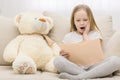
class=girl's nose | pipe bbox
[80,21,84,25]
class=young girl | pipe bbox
[54,4,120,80]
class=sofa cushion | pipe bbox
[1,66,120,80]
[94,15,115,50]
[88,76,120,80]
[0,66,41,80]
[105,31,120,56]
[43,11,70,43]
[0,16,19,65]
[0,66,67,80]
[40,72,68,80]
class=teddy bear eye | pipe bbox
[34,18,37,20]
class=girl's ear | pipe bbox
[14,13,22,27]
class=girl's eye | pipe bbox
[83,19,88,21]
[76,20,80,22]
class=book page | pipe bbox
[59,39,105,66]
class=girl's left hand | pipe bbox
[83,24,90,40]
[83,23,90,36]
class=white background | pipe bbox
[0,0,120,30]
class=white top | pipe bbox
[62,31,102,43]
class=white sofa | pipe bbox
[0,11,120,80]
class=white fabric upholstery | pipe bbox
[94,15,115,50]
[0,66,120,80]
[0,16,19,66]
[0,66,67,80]
[0,66,41,80]
[105,31,120,57]
[43,11,70,43]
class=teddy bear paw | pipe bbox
[17,63,35,74]
[12,56,37,74]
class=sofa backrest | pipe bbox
[94,15,115,47]
[0,16,19,65]
[0,12,114,66]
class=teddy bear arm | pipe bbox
[45,57,58,73]
[51,43,61,56]
[3,36,23,63]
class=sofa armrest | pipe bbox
[105,31,120,57]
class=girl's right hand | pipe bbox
[60,50,70,58]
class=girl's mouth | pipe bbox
[80,27,85,29]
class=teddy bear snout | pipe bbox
[39,18,46,22]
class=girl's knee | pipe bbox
[54,56,66,66]
[53,56,69,72]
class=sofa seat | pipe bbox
[88,76,120,80]
[1,66,120,80]
[0,66,68,80]
[0,66,41,80]
[40,72,120,80]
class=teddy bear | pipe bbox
[3,11,61,74]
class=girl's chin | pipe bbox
[77,31,83,34]
[80,32,83,34]
[78,29,84,33]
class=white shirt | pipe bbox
[62,31,102,43]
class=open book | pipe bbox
[59,39,105,66]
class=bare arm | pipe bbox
[83,24,90,41]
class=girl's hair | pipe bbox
[70,4,100,32]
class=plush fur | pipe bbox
[3,11,60,74]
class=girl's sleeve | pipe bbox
[62,34,69,43]
[93,31,103,40]
[62,33,72,43]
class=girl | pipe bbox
[54,4,120,80]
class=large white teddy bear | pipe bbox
[3,11,61,74]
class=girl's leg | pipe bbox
[59,56,120,80]
[54,56,85,75]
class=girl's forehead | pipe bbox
[74,10,88,18]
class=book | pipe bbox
[59,39,105,66]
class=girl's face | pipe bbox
[74,10,90,34]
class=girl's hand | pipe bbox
[83,24,90,40]
[83,24,90,36]
[60,50,70,58]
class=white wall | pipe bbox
[0,0,120,30]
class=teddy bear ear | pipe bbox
[46,17,54,27]
[14,13,22,27]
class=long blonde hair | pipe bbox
[70,4,100,32]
